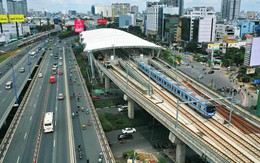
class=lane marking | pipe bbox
[2,98,5,102]
[53,139,55,148]
[55,106,57,112]
[24,133,27,139]
[37,94,39,98]
[34,103,36,108]
[16,156,20,163]
[30,116,32,121]
[55,120,56,126]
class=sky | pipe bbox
[23,0,260,13]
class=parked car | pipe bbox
[59,71,63,75]
[117,133,133,141]
[208,70,215,74]
[122,127,136,134]
[118,105,128,112]
[92,95,100,99]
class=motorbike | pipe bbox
[72,112,75,119]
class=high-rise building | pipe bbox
[0,0,4,14]
[159,0,178,6]
[183,6,216,42]
[91,5,95,15]
[130,5,138,14]
[111,3,130,18]
[221,0,241,21]
[7,0,15,14]
[68,10,77,16]
[7,0,28,16]
[95,6,112,18]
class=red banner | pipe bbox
[97,18,107,25]
[74,19,84,33]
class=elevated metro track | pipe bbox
[94,57,260,163]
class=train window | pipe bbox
[184,95,188,99]
[193,102,197,106]
[177,90,180,94]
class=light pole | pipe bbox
[27,52,31,80]
[11,61,19,106]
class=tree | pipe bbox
[184,41,199,53]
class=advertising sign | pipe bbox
[97,18,107,25]
[249,37,260,67]
[246,68,255,74]
[74,19,84,33]
[0,15,8,23]
[9,14,24,22]
[207,44,220,51]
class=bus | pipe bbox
[43,112,54,133]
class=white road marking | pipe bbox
[55,120,56,126]
[24,133,27,139]
[37,94,39,97]
[55,106,57,111]
[34,104,36,108]
[2,98,5,102]
[16,156,20,163]
[53,139,55,147]
[30,116,32,121]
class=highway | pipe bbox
[0,42,46,129]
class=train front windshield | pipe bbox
[206,105,216,113]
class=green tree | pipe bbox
[184,41,199,53]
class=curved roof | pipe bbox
[80,28,162,52]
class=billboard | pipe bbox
[207,44,220,50]
[9,14,24,22]
[97,18,107,25]
[246,68,255,74]
[0,15,8,23]
[74,19,84,33]
[249,37,260,67]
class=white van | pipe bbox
[5,81,13,90]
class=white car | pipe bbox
[50,53,53,56]
[58,93,64,100]
[59,57,62,60]
[38,72,43,78]
[122,127,136,134]
[118,105,128,112]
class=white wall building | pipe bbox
[95,6,112,18]
[185,6,216,42]
[146,2,167,35]
[215,23,235,40]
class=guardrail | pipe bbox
[72,49,115,162]
[96,60,229,163]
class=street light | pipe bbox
[27,52,31,80]
[10,61,19,106]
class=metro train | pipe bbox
[137,61,216,118]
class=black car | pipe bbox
[208,70,214,74]
[54,56,58,59]
[118,133,133,141]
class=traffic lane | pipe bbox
[106,126,170,157]
[55,64,70,163]
[4,48,53,163]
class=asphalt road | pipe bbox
[0,42,46,129]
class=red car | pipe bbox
[88,120,91,126]
[92,95,100,99]
[59,71,63,75]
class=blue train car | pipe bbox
[137,61,216,117]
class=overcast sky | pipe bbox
[24,0,260,13]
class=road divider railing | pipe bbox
[71,48,115,163]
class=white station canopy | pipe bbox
[80,28,162,52]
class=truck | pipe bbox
[50,76,56,83]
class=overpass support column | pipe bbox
[88,52,95,82]
[105,75,110,90]
[124,95,134,119]
[169,132,186,163]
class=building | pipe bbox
[183,6,216,43]
[68,10,77,16]
[7,0,27,15]
[112,3,130,18]
[91,5,95,15]
[95,6,112,18]
[237,20,255,39]
[215,23,236,40]
[0,0,4,14]
[255,24,260,37]
[145,2,167,35]
[7,0,15,14]
[221,0,241,21]
[159,0,178,6]
[119,14,132,28]
[130,5,138,14]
